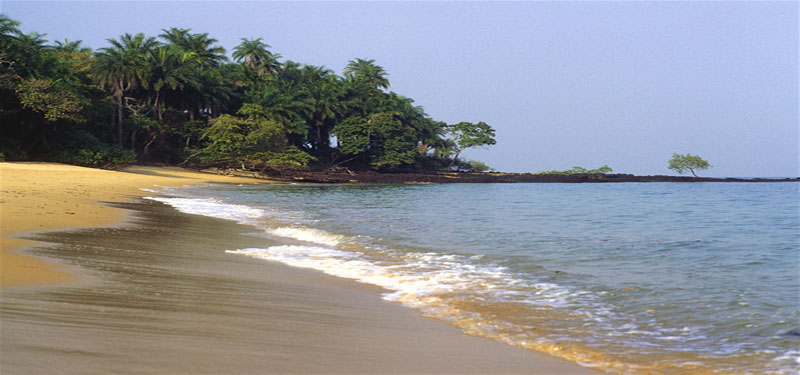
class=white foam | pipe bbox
[224,245,584,320]
[268,227,343,247]
[145,197,266,223]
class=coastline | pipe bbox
[0,162,599,374]
[0,162,272,288]
[228,168,799,184]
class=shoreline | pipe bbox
[219,167,799,184]
[0,162,600,373]
[1,162,273,288]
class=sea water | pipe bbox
[146,182,799,374]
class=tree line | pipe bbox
[0,15,496,172]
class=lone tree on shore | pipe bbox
[445,121,496,169]
[668,153,712,177]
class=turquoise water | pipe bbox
[148,182,799,374]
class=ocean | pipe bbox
[146,181,799,375]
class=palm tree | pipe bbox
[53,38,90,53]
[232,38,280,75]
[343,58,389,90]
[301,65,343,151]
[93,33,153,146]
[160,28,227,67]
[147,45,200,120]
[0,14,21,49]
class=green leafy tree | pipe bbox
[15,78,84,123]
[334,112,418,168]
[465,160,493,172]
[195,112,281,167]
[538,165,613,175]
[445,121,496,168]
[668,153,712,177]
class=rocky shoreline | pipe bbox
[250,169,799,184]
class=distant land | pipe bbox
[205,168,799,184]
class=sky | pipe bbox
[3,1,797,177]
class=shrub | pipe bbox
[51,130,136,168]
[537,165,613,175]
[68,147,136,168]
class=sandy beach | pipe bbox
[0,162,598,374]
[1,162,269,288]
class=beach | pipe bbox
[0,162,268,288]
[0,162,598,374]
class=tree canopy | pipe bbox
[668,153,712,177]
[0,15,495,171]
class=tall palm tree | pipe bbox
[232,38,280,75]
[53,38,90,53]
[343,58,389,90]
[160,28,227,67]
[147,45,199,120]
[93,33,153,146]
[109,32,159,55]
[302,65,343,151]
[0,14,21,49]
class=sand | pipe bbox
[0,162,599,374]
[1,162,269,288]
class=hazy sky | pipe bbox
[3,1,797,177]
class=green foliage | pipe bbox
[537,165,614,175]
[452,160,494,172]
[51,130,135,167]
[335,116,371,156]
[667,153,711,177]
[344,58,390,90]
[192,105,288,168]
[233,38,280,74]
[0,15,492,172]
[68,147,136,168]
[447,121,496,150]
[245,147,316,170]
[335,112,419,168]
[15,77,84,123]
[442,121,496,169]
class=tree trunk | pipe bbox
[447,149,462,169]
[690,168,698,178]
[131,130,138,152]
[155,90,163,121]
[116,93,124,148]
[110,102,117,144]
[143,135,157,158]
[40,130,49,149]
[315,124,322,151]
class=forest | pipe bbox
[0,15,496,173]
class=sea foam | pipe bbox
[145,196,266,223]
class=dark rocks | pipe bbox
[258,171,799,184]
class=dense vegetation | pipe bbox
[0,15,495,172]
[537,165,613,175]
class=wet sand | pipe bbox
[1,162,599,373]
[2,199,599,374]
[1,162,269,288]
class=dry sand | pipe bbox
[0,162,600,374]
[1,162,268,287]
